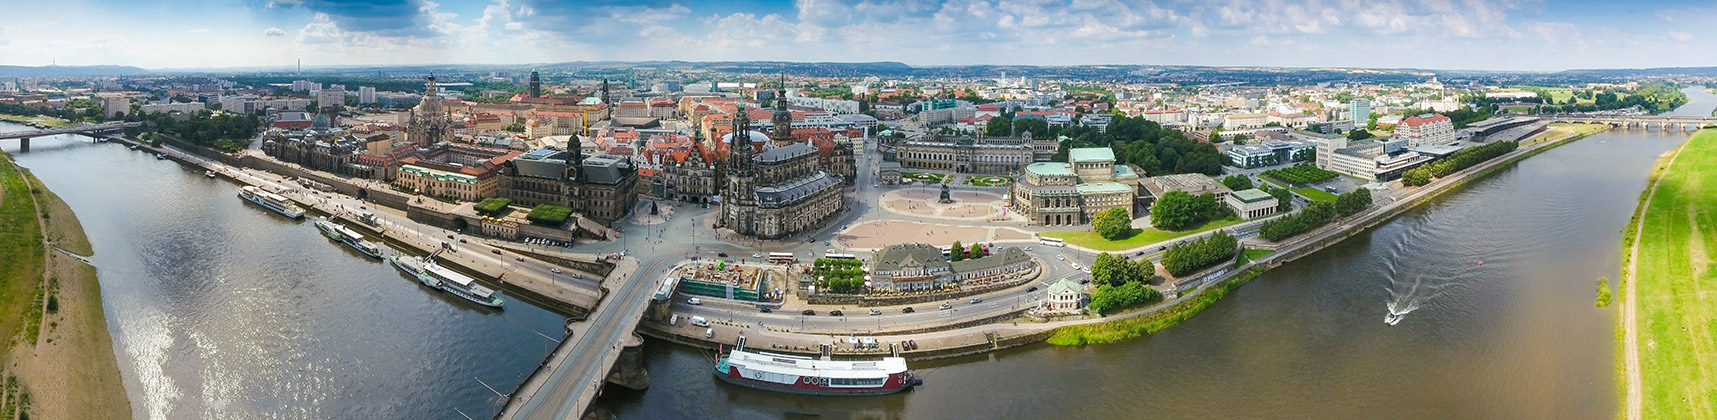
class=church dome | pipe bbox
[722,130,771,145]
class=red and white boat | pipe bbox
[714,340,921,396]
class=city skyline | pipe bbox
[1,0,1714,71]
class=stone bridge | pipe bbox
[0,121,142,151]
[1537,114,1717,131]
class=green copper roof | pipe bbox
[1026,162,1075,177]
[1075,182,1132,194]
[1069,147,1115,163]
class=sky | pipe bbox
[0,0,1712,71]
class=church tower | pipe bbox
[722,103,759,235]
[565,134,584,182]
[528,70,542,98]
[408,74,451,147]
[769,73,794,148]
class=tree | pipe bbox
[1222,175,1254,191]
[1262,185,1293,213]
[1347,129,1373,140]
[1161,231,1239,276]
[1333,188,1373,216]
[969,242,984,260]
[1093,207,1132,240]
[1150,191,1199,231]
[950,241,965,262]
[1401,166,1431,186]
[985,115,1013,137]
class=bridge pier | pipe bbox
[18,137,27,152]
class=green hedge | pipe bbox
[474,198,511,215]
[1162,230,1237,276]
[526,204,572,225]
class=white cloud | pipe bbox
[263,27,286,37]
[1668,30,1693,42]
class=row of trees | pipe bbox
[128,111,262,152]
[1258,189,1372,241]
[1403,141,1520,187]
[1161,231,1239,276]
[814,258,866,294]
[948,241,986,261]
[1149,191,1230,231]
[988,113,1228,176]
[1092,252,1155,287]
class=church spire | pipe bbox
[729,102,753,173]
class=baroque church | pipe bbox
[717,81,848,239]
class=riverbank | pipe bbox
[1619,129,1717,420]
[0,152,131,419]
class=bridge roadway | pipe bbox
[1538,114,1717,129]
[0,121,141,140]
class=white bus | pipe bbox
[825,253,857,260]
[939,246,953,257]
[1039,237,1066,247]
[768,252,795,264]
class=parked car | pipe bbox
[718,252,729,258]
[759,307,772,313]
[802,309,816,316]
[869,309,881,316]
[902,307,915,313]
[460,238,467,243]
[830,310,844,316]
[1027,287,1038,293]
[687,298,702,305]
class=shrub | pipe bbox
[1087,281,1162,315]
[1262,164,1340,185]
[1221,175,1254,191]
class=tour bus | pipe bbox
[1039,237,1066,247]
[825,253,857,260]
[939,246,953,257]
[767,252,795,264]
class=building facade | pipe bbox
[868,244,1035,292]
[1225,188,1278,219]
[720,103,847,239]
[1397,113,1455,148]
[895,133,1036,175]
[406,75,454,146]
[1008,148,1138,226]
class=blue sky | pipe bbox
[0,0,1712,71]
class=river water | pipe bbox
[2,87,1711,420]
[596,87,1717,419]
[1,129,568,419]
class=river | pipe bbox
[594,86,1717,419]
[0,129,569,419]
[2,86,1712,420]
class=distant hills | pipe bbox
[0,65,150,78]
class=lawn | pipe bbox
[1238,248,1275,264]
[0,113,74,128]
[1632,129,1717,419]
[900,171,949,184]
[965,175,1008,187]
[0,154,45,349]
[1042,217,1243,252]
[1294,187,1338,202]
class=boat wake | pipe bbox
[1384,274,1449,326]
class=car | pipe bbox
[902,307,915,313]
[1159,246,1167,251]
[447,234,455,239]
[969,298,983,304]
[824,240,831,246]
[718,252,729,258]
[939,304,952,310]
[1081,267,1092,274]
[705,328,714,338]
[759,307,772,313]
[751,253,762,258]
[802,309,816,316]
[460,238,468,244]
[687,298,702,305]
[491,249,502,255]
[550,268,562,274]
[515,257,524,262]
[869,309,881,316]
[830,310,844,316]
[1027,287,1038,293]
[1056,255,1066,261]
[571,273,583,279]
[1024,246,1033,251]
